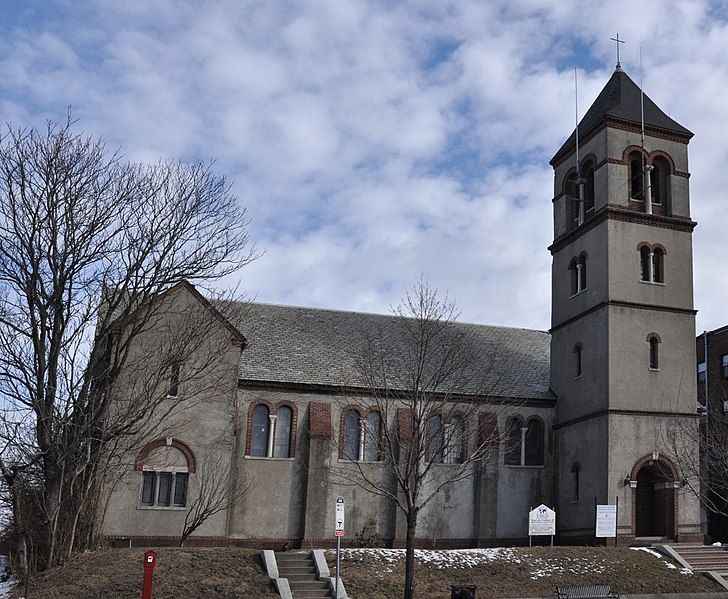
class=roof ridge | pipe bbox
[216,298,550,335]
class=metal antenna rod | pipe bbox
[640,45,652,214]
[574,67,585,225]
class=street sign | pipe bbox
[335,496,345,537]
[595,504,617,538]
[528,504,556,536]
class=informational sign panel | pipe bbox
[528,504,556,536]
[335,496,345,537]
[595,504,617,538]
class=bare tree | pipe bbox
[0,117,256,574]
[332,280,515,599]
[180,449,251,547]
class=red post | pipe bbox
[142,550,158,599]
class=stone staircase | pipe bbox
[665,543,728,576]
[275,551,334,598]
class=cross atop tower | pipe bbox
[610,33,626,71]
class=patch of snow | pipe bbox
[714,542,722,547]
[0,556,17,598]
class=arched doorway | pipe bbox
[634,460,676,539]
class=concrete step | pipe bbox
[278,565,318,573]
[289,580,330,590]
[290,593,333,599]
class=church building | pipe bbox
[101,65,703,548]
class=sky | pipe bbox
[0,0,726,332]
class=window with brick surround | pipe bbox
[651,156,670,207]
[137,442,192,509]
[248,403,296,458]
[343,409,361,461]
[629,151,645,202]
[363,411,382,462]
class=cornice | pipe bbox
[548,206,697,254]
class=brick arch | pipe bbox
[630,452,677,481]
[135,438,196,473]
[652,243,667,255]
[580,153,598,171]
[648,150,676,173]
[646,332,662,343]
[622,145,648,163]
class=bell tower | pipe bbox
[549,66,702,542]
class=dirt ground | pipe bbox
[13,547,276,599]
[325,546,724,598]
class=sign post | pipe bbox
[141,549,158,599]
[528,504,556,547]
[595,503,617,541]
[335,496,345,599]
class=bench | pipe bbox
[556,584,619,599]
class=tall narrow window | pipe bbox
[168,361,181,397]
[698,361,707,384]
[343,410,361,461]
[569,259,579,296]
[157,472,173,507]
[273,406,293,458]
[141,471,157,506]
[651,156,670,207]
[652,248,664,283]
[571,463,581,502]
[427,415,444,463]
[722,355,728,379]
[250,404,270,457]
[565,172,579,231]
[173,472,188,507]
[640,246,651,282]
[629,152,645,201]
[579,254,587,291]
[505,417,523,465]
[583,164,595,216]
[649,336,660,370]
[524,418,544,466]
[363,412,381,462]
[445,417,464,465]
[574,343,583,378]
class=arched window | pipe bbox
[571,462,581,502]
[569,259,579,296]
[652,248,664,283]
[427,415,444,463]
[524,418,544,466]
[137,441,193,509]
[363,411,382,462]
[640,246,651,281]
[444,417,464,464]
[650,156,670,207]
[273,406,293,458]
[573,343,583,378]
[505,417,523,465]
[565,172,580,231]
[629,151,645,201]
[583,162,595,216]
[649,335,660,370]
[343,409,361,461]
[250,404,270,458]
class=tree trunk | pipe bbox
[403,510,417,599]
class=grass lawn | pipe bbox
[326,546,724,598]
[13,547,276,599]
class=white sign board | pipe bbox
[595,504,617,538]
[528,504,556,536]
[335,496,345,537]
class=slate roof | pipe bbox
[552,68,693,164]
[221,301,555,401]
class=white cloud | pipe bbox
[0,0,725,333]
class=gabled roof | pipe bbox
[552,69,693,165]
[222,302,555,401]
